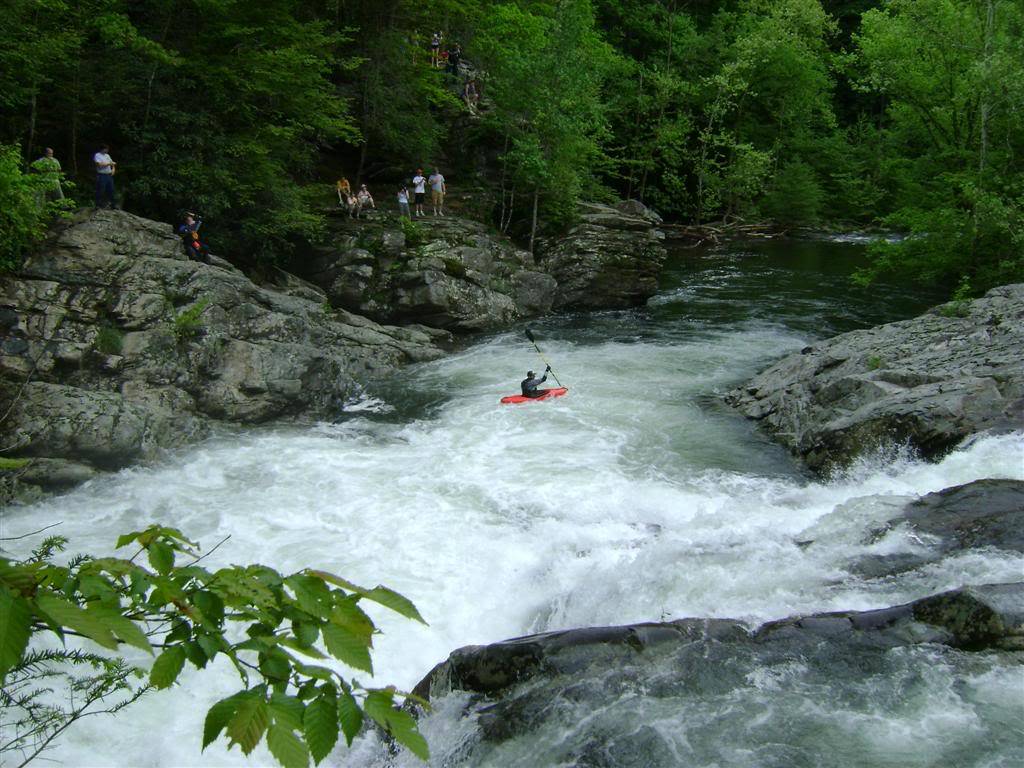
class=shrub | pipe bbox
[94,325,124,355]
[0,143,69,272]
[173,298,210,341]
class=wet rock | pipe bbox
[0,208,448,488]
[727,284,1024,473]
[411,585,1023,765]
[848,480,1024,578]
[536,201,667,310]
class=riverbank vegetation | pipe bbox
[0,0,1021,288]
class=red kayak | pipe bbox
[500,387,569,405]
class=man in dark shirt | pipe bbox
[521,365,551,398]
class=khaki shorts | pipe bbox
[431,189,444,205]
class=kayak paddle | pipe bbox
[525,327,563,387]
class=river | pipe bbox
[5,236,1023,767]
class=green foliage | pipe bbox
[0,525,429,766]
[93,325,124,355]
[0,457,31,471]
[173,298,210,341]
[762,160,824,226]
[866,355,882,370]
[400,217,427,248]
[0,143,64,271]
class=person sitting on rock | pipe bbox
[178,212,210,263]
[357,184,375,215]
[521,366,550,398]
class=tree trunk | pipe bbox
[529,189,539,254]
[26,86,38,164]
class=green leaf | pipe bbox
[260,650,291,684]
[34,593,118,650]
[362,587,426,624]
[0,587,32,678]
[227,693,270,756]
[337,689,363,746]
[328,599,374,644]
[150,645,187,688]
[292,620,321,648]
[203,692,244,749]
[267,723,310,768]
[115,530,145,549]
[304,693,339,764]
[321,623,372,674]
[270,692,306,730]
[364,691,429,760]
[148,541,175,575]
[101,610,153,654]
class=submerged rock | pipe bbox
[727,284,1024,473]
[536,200,667,310]
[412,584,1023,766]
[0,209,448,489]
[843,479,1024,578]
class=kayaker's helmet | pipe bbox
[527,371,535,378]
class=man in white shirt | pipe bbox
[429,168,446,216]
[94,144,116,208]
[412,169,427,217]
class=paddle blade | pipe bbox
[525,327,536,343]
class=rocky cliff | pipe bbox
[302,211,557,331]
[0,209,448,490]
[536,200,667,310]
[726,284,1024,473]
[302,200,667,330]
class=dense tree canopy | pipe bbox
[0,0,1021,292]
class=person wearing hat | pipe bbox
[520,365,551,398]
[412,168,427,216]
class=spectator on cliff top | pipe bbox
[31,147,65,201]
[94,144,116,209]
[431,31,442,68]
[429,168,446,217]
[446,43,462,75]
[356,184,375,217]
[178,212,211,263]
[397,186,411,218]
[412,169,427,216]
[336,178,352,206]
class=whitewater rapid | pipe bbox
[5,316,1023,766]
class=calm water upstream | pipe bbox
[5,237,1023,767]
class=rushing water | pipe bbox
[4,237,1022,767]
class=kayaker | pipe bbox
[521,365,551,398]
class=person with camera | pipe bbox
[178,212,210,263]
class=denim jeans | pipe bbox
[95,174,115,208]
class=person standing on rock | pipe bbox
[521,366,551,398]
[178,212,210,263]
[93,144,116,209]
[31,147,64,201]
[412,169,427,216]
[429,168,446,216]
[397,185,411,218]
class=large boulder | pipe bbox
[536,200,667,310]
[726,284,1024,473]
[0,209,448,487]
[302,212,556,331]
[411,584,1023,766]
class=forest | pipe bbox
[1,0,1022,294]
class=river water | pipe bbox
[5,238,1023,767]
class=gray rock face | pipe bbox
[412,584,1023,765]
[727,284,1024,473]
[0,209,448,486]
[536,201,667,310]
[303,213,556,331]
